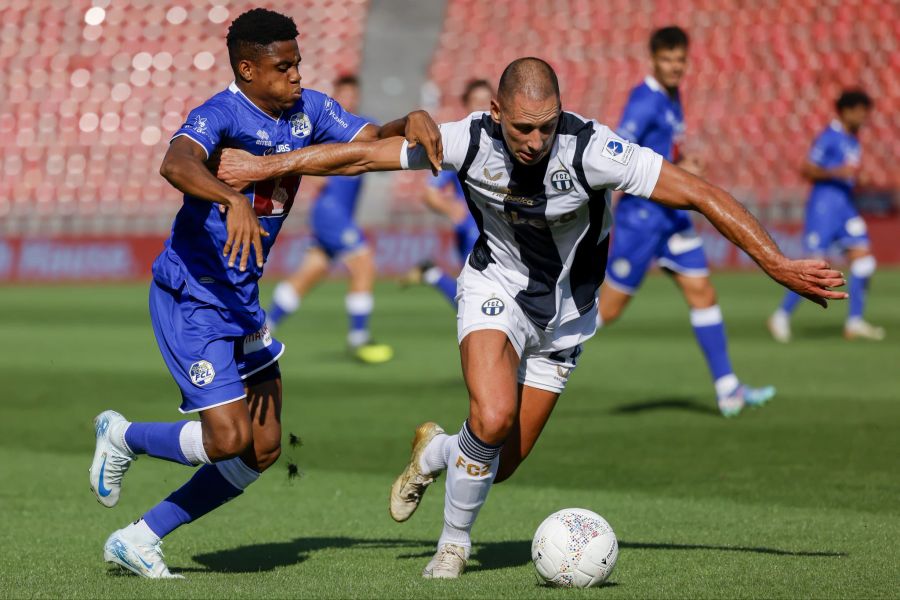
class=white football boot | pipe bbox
[390,422,444,522]
[104,523,183,579]
[89,410,135,508]
[767,311,792,343]
[844,319,886,341]
[422,544,468,579]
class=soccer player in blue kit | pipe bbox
[404,80,493,307]
[87,8,441,578]
[598,27,774,417]
[768,89,884,342]
[265,74,393,363]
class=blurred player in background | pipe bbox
[266,75,393,363]
[88,9,441,578]
[768,90,884,342]
[598,26,774,417]
[403,79,493,307]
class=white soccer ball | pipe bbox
[531,508,618,588]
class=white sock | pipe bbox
[178,420,211,465]
[128,519,160,544]
[215,457,261,490]
[438,422,501,553]
[715,373,740,398]
[773,308,790,321]
[273,281,301,313]
[418,433,450,474]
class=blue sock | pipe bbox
[690,305,735,386]
[779,291,802,314]
[848,275,869,320]
[142,461,255,538]
[424,267,458,308]
[125,422,192,465]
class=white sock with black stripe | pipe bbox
[437,420,501,555]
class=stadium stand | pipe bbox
[0,0,369,231]
[393,0,898,215]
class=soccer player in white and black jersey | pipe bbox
[215,58,847,580]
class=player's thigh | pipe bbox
[496,383,560,484]
[288,246,330,295]
[343,245,376,292]
[459,330,521,445]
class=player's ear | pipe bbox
[236,59,254,83]
[490,98,502,123]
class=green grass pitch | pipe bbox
[1,271,898,598]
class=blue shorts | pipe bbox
[804,192,869,254]
[606,198,709,294]
[310,194,366,259]
[149,281,285,413]
[455,215,479,262]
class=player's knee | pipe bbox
[471,408,515,446]
[684,280,717,308]
[255,440,281,472]
[206,424,254,460]
[850,254,876,278]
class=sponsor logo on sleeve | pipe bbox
[602,137,634,165]
[187,115,208,135]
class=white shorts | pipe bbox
[456,267,597,393]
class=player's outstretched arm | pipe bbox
[354,110,443,174]
[160,136,268,271]
[215,138,408,190]
[649,161,848,308]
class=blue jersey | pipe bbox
[618,76,684,161]
[807,120,861,204]
[429,169,465,202]
[154,83,368,326]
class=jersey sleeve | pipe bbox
[616,90,656,143]
[582,124,663,198]
[307,90,371,144]
[807,131,833,166]
[171,103,231,159]
[402,114,474,172]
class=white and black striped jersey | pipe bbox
[404,111,663,332]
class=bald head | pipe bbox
[497,57,560,107]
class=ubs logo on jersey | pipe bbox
[189,360,215,386]
[550,169,573,192]
[290,113,311,138]
[481,297,505,316]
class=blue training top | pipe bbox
[807,119,861,204]
[153,83,369,327]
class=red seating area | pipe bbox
[0,0,368,226]
[410,0,898,208]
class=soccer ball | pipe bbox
[531,508,618,588]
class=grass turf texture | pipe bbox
[1,271,898,599]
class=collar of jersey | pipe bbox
[829,119,845,133]
[228,81,282,122]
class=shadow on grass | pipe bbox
[620,540,846,557]
[610,396,719,416]
[176,535,845,575]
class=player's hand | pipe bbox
[222,195,269,271]
[769,258,848,308]
[404,110,443,175]
[216,148,266,191]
